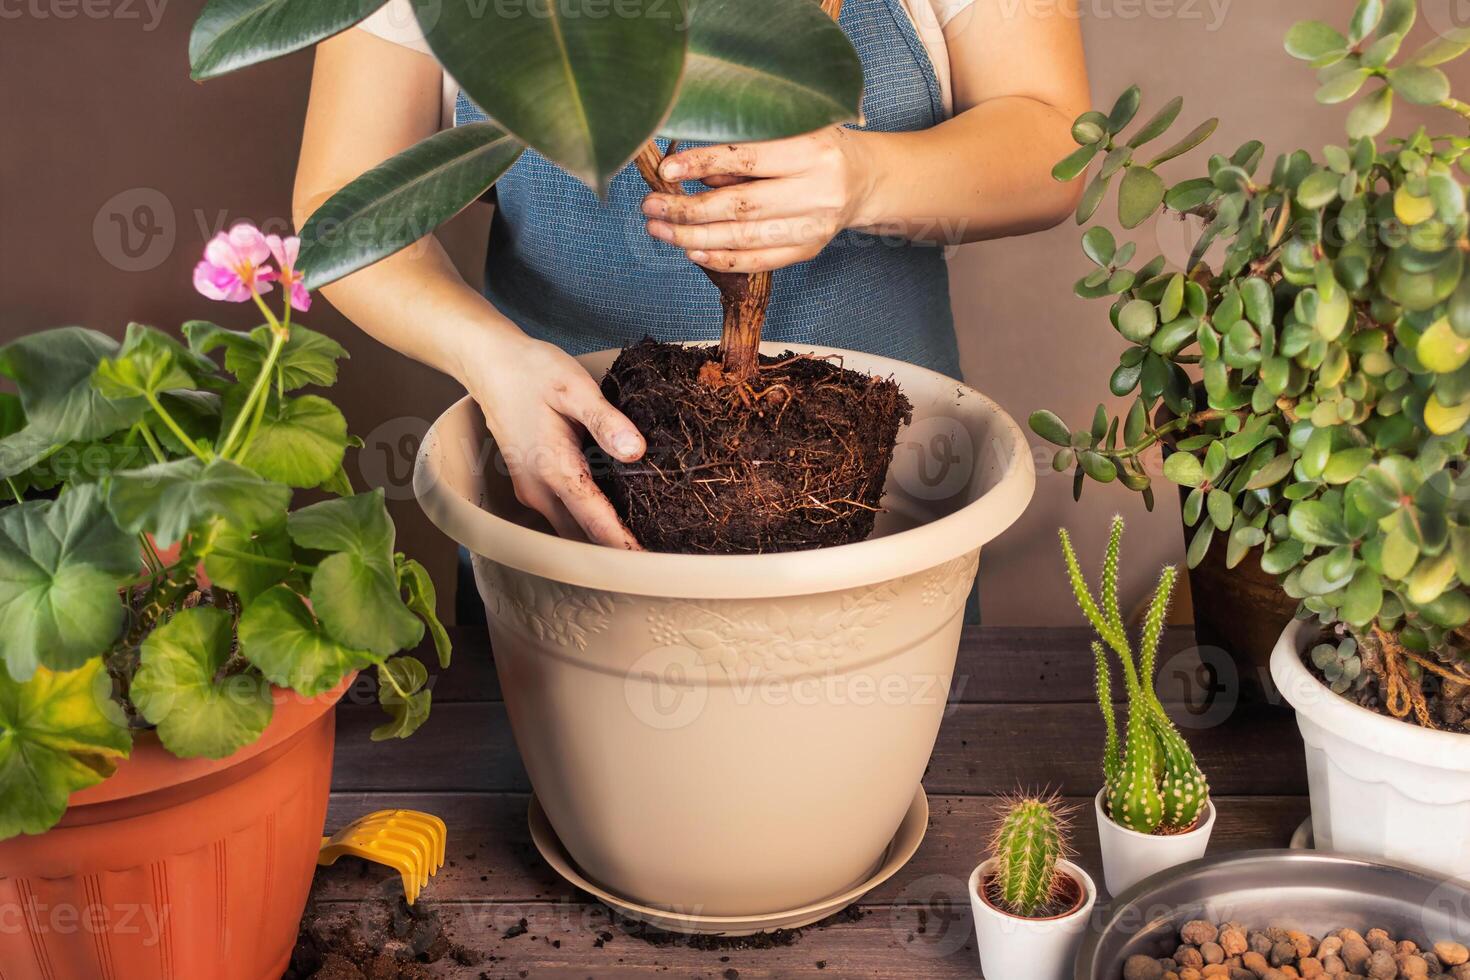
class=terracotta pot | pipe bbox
[967,858,1096,980]
[0,678,351,980]
[1271,619,1470,879]
[415,343,1035,916]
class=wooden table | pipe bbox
[309,625,1310,978]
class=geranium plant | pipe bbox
[1029,0,1470,728]
[0,224,450,840]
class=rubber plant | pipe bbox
[986,794,1073,917]
[1031,0,1470,728]
[0,225,450,840]
[1061,518,1210,833]
[186,0,862,386]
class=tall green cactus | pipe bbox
[1061,517,1210,834]
[989,796,1069,917]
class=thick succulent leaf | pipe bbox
[0,328,142,448]
[371,656,431,740]
[92,323,212,401]
[185,321,348,390]
[204,520,294,602]
[414,0,684,190]
[107,457,291,546]
[1118,166,1166,229]
[229,393,347,488]
[0,486,137,680]
[398,556,451,669]
[0,658,131,839]
[238,585,378,694]
[132,607,273,759]
[287,491,423,656]
[659,0,862,142]
[189,0,388,80]
[299,123,523,288]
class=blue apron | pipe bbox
[452,0,979,623]
[453,0,960,378]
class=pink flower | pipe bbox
[193,224,276,303]
[266,234,311,313]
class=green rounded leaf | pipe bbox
[1148,119,1219,168]
[1118,299,1159,342]
[1118,165,1165,229]
[132,607,273,759]
[372,656,432,741]
[0,328,141,448]
[1126,96,1183,148]
[0,486,137,680]
[1106,85,1141,133]
[1284,20,1347,60]
[301,123,524,289]
[1289,499,1350,546]
[0,658,131,839]
[1346,85,1393,140]
[238,586,378,695]
[233,394,347,489]
[1163,452,1205,488]
[189,0,388,80]
[107,458,291,547]
[1029,410,1071,447]
[660,0,862,143]
[1386,65,1450,105]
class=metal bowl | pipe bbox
[1075,850,1470,979]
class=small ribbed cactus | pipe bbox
[989,795,1070,918]
[1061,517,1210,834]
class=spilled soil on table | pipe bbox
[284,897,484,980]
[595,340,911,554]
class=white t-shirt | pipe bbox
[356,0,970,122]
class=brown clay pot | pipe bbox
[1184,524,1299,697]
[0,678,351,980]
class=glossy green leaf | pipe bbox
[1346,85,1393,139]
[0,328,141,449]
[1075,170,1111,224]
[1053,144,1099,182]
[0,659,130,839]
[1289,499,1350,546]
[108,458,289,547]
[185,322,348,391]
[1386,65,1450,105]
[1148,119,1218,168]
[1118,166,1165,229]
[301,123,524,289]
[0,487,137,681]
[287,491,423,656]
[1127,96,1183,148]
[1029,411,1071,447]
[204,520,294,603]
[660,0,862,142]
[1106,85,1141,133]
[92,324,211,401]
[1284,20,1346,60]
[416,0,684,190]
[189,0,388,79]
[1082,227,1116,266]
[1163,452,1205,488]
[1118,299,1158,342]
[398,557,451,669]
[238,585,378,695]
[132,607,273,759]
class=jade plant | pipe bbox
[0,225,449,840]
[1031,0,1470,728]
[1061,518,1210,834]
[186,0,862,387]
[987,795,1073,918]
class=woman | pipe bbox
[294,0,1089,549]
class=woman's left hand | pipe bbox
[641,128,876,274]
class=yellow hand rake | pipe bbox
[317,809,448,904]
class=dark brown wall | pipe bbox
[0,0,463,605]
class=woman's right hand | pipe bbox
[455,332,646,549]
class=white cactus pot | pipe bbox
[969,858,1096,980]
[415,343,1036,916]
[1093,789,1216,897]
[1271,618,1470,880]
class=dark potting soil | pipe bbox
[612,904,867,951]
[595,339,912,554]
[1301,635,1470,735]
[283,897,485,980]
[980,873,1084,921]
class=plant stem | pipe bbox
[139,533,164,576]
[220,328,286,460]
[136,422,168,463]
[1440,98,1470,123]
[3,476,20,502]
[209,545,315,574]
[144,392,210,461]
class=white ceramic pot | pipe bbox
[1271,618,1470,880]
[969,858,1096,980]
[414,343,1035,917]
[1093,789,1216,897]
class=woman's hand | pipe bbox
[455,333,646,549]
[641,128,876,274]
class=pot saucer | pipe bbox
[526,786,929,936]
[1289,817,1313,850]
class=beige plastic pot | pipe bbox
[414,343,1035,917]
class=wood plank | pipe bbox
[313,792,1309,907]
[299,899,982,978]
[331,702,1305,797]
[386,625,1207,705]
